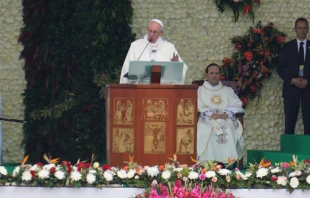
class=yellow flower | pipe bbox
[93,162,100,169]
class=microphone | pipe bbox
[137,38,152,61]
[123,38,152,78]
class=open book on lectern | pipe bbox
[127,61,184,84]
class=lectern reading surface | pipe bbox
[127,61,184,84]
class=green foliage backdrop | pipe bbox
[19,0,134,162]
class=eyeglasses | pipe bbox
[147,29,161,35]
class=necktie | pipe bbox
[299,42,305,65]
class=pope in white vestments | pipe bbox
[197,63,244,163]
[120,19,188,84]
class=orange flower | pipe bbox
[21,155,29,166]
[228,156,232,164]
[289,161,295,167]
[258,158,271,168]
[159,165,165,171]
[211,166,217,171]
[190,156,197,163]
[136,168,142,175]
[129,155,134,162]
[200,168,207,174]
[243,51,253,61]
[177,172,182,178]
[212,177,218,183]
[123,166,129,171]
[223,57,233,65]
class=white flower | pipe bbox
[12,166,20,177]
[218,169,231,176]
[111,167,118,172]
[270,167,281,174]
[0,166,8,175]
[277,176,288,186]
[117,169,127,179]
[70,171,82,181]
[147,166,159,177]
[86,173,96,184]
[162,170,171,180]
[43,164,55,171]
[55,170,65,180]
[306,175,310,184]
[290,177,299,188]
[38,169,50,179]
[205,171,216,178]
[89,169,97,174]
[30,164,39,171]
[188,171,199,180]
[21,171,32,181]
[104,170,114,181]
[173,168,183,172]
[295,170,302,176]
[235,170,252,180]
[256,168,269,178]
[127,169,136,179]
[134,175,139,179]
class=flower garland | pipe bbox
[214,0,260,23]
[221,21,286,107]
[1,155,310,196]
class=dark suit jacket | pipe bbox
[277,39,310,98]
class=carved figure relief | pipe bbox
[176,98,195,125]
[112,128,134,153]
[143,99,168,121]
[144,122,166,153]
[113,98,134,125]
[176,127,194,154]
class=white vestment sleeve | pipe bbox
[120,44,134,84]
[224,88,244,114]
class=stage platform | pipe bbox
[1,186,309,198]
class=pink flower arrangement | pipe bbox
[139,179,235,198]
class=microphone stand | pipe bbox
[123,38,152,79]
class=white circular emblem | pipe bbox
[212,96,221,104]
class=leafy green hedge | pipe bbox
[19,0,134,162]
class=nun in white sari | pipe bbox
[197,64,244,163]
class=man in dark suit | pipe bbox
[277,17,310,135]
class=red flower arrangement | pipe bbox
[221,21,286,107]
[214,0,260,23]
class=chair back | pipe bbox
[191,80,238,94]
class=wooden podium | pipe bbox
[106,83,198,167]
